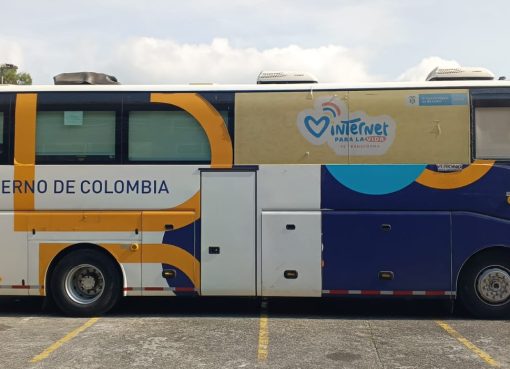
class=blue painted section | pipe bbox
[418,93,468,106]
[322,211,451,291]
[161,220,200,291]
[194,219,201,262]
[162,263,197,295]
[451,212,510,289]
[162,221,196,258]
[320,163,510,293]
[325,165,426,195]
[321,164,510,219]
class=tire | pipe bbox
[458,251,510,319]
[50,249,122,316]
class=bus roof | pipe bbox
[1,80,510,93]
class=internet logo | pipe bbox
[321,101,341,118]
[297,96,396,156]
[302,102,341,138]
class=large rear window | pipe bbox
[475,107,510,159]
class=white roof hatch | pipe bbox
[426,67,495,81]
[257,71,318,84]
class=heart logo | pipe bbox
[304,115,330,138]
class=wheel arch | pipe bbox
[44,243,125,298]
[455,245,510,294]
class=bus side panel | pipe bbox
[347,89,470,165]
[0,212,28,295]
[261,211,322,297]
[201,171,256,296]
[26,232,143,297]
[452,212,510,290]
[256,165,321,296]
[322,211,452,293]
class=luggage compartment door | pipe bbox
[201,170,256,295]
[262,211,322,296]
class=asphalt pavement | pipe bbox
[0,297,508,369]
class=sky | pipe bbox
[1,0,508,85]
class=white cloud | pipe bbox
[397,57,461,82]
[0,35,470,86]
[110,38,373,84]
[0,39,24,68]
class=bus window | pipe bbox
[0,112,4,157]
[475,107,510,159]
[36,111,116,163]
[0,93,12,164]
[128,110,211,163]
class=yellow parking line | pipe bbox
[257,300,269,361]
[435,320,500,368]
[30,318,100,363]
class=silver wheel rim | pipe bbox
[64,264,105,305]
[476,266,510,305]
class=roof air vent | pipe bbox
[53,72,120,85]
[257,71,318,84]
[426,67,494,81]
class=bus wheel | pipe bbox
[458,251,510,319]
[50,249,121,316]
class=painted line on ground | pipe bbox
[257,300,269,361]
[435,320,500,368]
[30,317,100,363]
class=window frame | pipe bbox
[122,92,234,165]
[471,88,510,162]
[35,92,122,165]
[0,93,13,165]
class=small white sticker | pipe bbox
[406,95,418,106]
[436,164,463,172]
[64,111,83,126]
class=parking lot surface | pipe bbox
[0,297,508,369]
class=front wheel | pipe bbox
[50,249,122,316]
[458,251,510,319]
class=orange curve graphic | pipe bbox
[416,160,495,190]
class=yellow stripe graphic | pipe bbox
[257,301,269,361]
[435,320,500,367]
[31,318,100,363]
[14,93,37,214]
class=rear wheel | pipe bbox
[50,249,121,316]
[458,251,510,319]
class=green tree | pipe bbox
[0,64,32,85]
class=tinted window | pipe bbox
[36,111,116,162]
[0,112,4,154]
[0,93,11,164]
[36,92,121,164]
[128,110,212,162]
[475,107,510,159]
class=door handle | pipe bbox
[379,271,394,280]
[284,270,298,279]
[381,224,391,232]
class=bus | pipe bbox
[0,68,509,318]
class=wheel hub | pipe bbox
[476,267,510,305]
[80,275,97,291]
[65,264,105,305]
